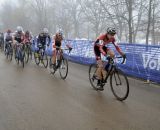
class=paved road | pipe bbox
[0,53,160,130]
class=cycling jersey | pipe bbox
[94,33,122,60]
[37,33,51,47]
[5,33,13,42]
[24,33,32,43]
[52,33,63,50]
[14,31,24,43]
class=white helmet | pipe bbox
[43,28,49,34]
[16,26,23,32]
[57,29,63,37]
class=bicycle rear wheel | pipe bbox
[89,64,102,90]
[59,58,68,80]
[110,69,129,101]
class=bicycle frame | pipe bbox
[102,57,123,83]
[51,46,72,70]
[103,61,115,83]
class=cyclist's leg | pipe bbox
[101,46,110,81]
[52,49,57,65]
[107,49,115,58]
[94,45,103,80]
[52,41,60,65]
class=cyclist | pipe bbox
[94,27,126,90]
[50,29,64,67]
[24,30,32,44]
[36,28,50,56]
[4,29,13,51]
[13,26,25,58]
[14,26,24,44]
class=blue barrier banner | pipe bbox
[32,38,160,83]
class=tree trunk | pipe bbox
[128,0,133,44]
[152,0,155,45]
[146,0,153,45]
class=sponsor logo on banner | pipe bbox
[142,53,160,70]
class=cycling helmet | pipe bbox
[107,27,116,35]
[7,29,11,33]
[25,30,30,35]
[16,26,23,32]
[43,28,49,34]
[57,29,63,37]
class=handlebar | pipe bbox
[54,45,72,53]
[106,55,126,64]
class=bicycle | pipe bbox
[14,42,25,68]
[0,38,4,52]
[5,40,13,61]
[89,56,129,101]
[49,45,72,80]
[24,42,32,63]
[34,44,48,68]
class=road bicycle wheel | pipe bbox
[5,45,9,59]
[49,58,56,75]
[110,69,129,101]
[24,45,29,63]
[29,46,32,60]
[8,45,13,61]
[15,50,19,65]
[34,52,40,65]
[21,56,24,68]
[20,50,25,68]
[89,64,102,90]
[59,57,68,80]
[42,53,48,68]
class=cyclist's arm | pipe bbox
[112,41,124,56]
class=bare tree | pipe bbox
[146,0,153,45]
[79,0,106,37]
[0,0,160,43]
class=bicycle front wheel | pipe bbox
[20,51,25,68]
[49,58,56,75]
[8,46,13,61]
[42,53,48,68]
[59,58,68,80]
[110,69,129,101]
[34,52,40,65]
[24,46,29,63]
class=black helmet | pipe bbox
[107,27,116,35]
[25,30,30,35]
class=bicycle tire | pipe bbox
[89,64,102,90]
[49,58,56,75]
[59,58,68,80]
[42,53,48,68]
[20,50,25,68]
[110,69,129,101]
[25,46,29,63]
[8,45,13,61]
